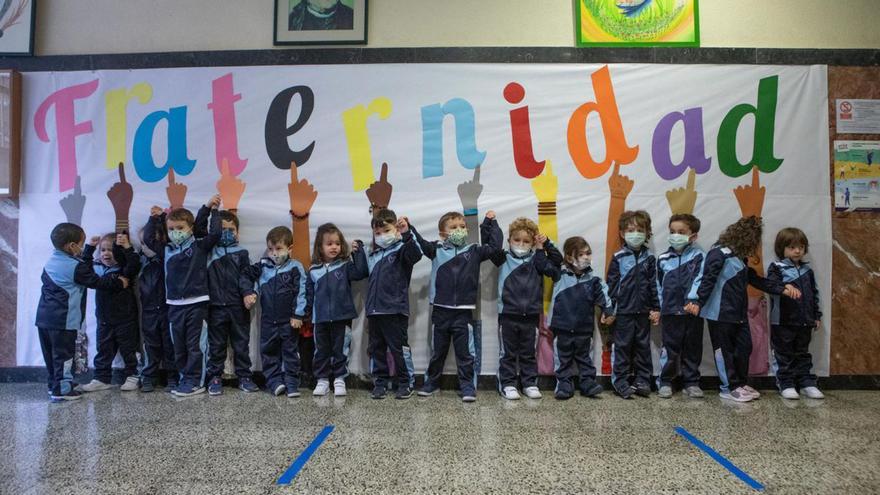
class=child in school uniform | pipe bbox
[768,227,824,400]
[607,210,660,399]
[544,236,615,400]
[137,227,176,393]
[36,223,128,401]
[306,223,368,397]
[143,195,221,397]
[363,209,423,400]
[242,226,310,397]
[411,210,502,402]
[490,217,562,400]
[656,214,706,399]
[79,232,141,392]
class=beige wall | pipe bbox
[34,0,880,56]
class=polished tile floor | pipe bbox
[2,383,878,494]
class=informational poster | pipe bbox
[834,140,880,211]
[836,99,880,134]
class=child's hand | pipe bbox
[783,284,802,300]
[649,310,660,326]
[150,205,164,217]
[88,236,101,246]
[485,210,496,220]
[396,216,410,234]
[684,302,700,316]
[243,294,257,309]
[535,234,547,249]
[814,320,821,331]
[118,276,130,289]
[116,233,131,249]
[351,241,362,253]
[290,318,303,329]
[206,194,221,209]
[601,314,615,326]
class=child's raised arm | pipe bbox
[116,233,141,279]
[533,248,562,282]
[477,211,503,262]
[74,238,127,291]
[348,240,369,281]
[143,207,167,258]
[406,219,436,260]
[195,201,222,251]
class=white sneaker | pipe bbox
[781,387,799,400]
[800,386,825,399]
[658,385,673,398]
[333,378,347,397]
[523,386,542,399]
[80,379,113,392]
[502,386,520,400]
[313,379,330,396]
[120,376,139,392]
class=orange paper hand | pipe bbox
[288,162,318,217]
[608,162,634,200]
[216,159,246,211]
[733,167,765,218]
[166,169,188,210]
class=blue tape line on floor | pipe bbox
[674,426,764,492]
[276,425,335,485]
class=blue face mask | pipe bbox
[219,229,237,247]
[669,233,691,250]
[168,229,192,247]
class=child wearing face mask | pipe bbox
[194,209,258,396]
[607,210,661,399]
[489,217,562,400]
[143,195,221,397]
[543,236,615,400]
[363,209,423,399]
[655,214,705,399]
[241,226,310,397]
[410,210,502,402]
[306,223,368,397]
[137,227,176,393]
[79,232,141,393]
[37,223,129,402]
[767,227,823,400]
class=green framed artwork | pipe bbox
[575,0,700,47]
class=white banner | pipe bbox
[17,63,831,377]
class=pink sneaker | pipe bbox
[742,385,761,399]
[728,387,754,403]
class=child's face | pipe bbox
[321,232,342,261]
[372,222,398,239]
[439,217,467,240]
[221,219,239,240]
[566,247,592,269]
[267,241,292,260]
[621,221,646,237]
[65,234,86,256]
[166,219,192,234]
[99,239,116,266]
[509,230,534,251]
[668,221,693,238]
[784,243,805,262]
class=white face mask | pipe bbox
[624,232,646,249]
[375,232,399,248]
[510,244,532,257]
[571,255,591,271]
[270,252,289,265]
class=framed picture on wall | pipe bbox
[0,0,35,56]
[575,0,700,47]
[274,0,368,46]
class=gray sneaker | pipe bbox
[658,385,673,398]
[684,386,704,398]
